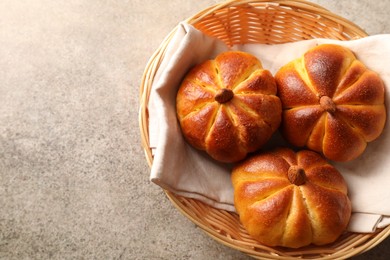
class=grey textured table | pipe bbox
[1,0,389,259]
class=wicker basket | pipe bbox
[139,0,390,258]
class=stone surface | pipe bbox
[0,0,389,259]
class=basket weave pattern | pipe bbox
[139,0,390,258]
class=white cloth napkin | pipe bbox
[148,22,390,233]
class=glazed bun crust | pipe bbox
[232,148,351,248]
[176,51,281,163]
[275,44,386,161]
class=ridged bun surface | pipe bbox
[176,51,281,163]
[275,44,386,161]
[232,148,351,248]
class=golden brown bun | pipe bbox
[176,51,281,163]
[275,44,386,161]
[231,148,351,248]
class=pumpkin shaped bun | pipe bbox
[275,44,386,161]
[176,51,282,163]
[232,148,351,248]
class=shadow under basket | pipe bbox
[139,0,390,259]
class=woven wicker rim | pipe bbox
[139,0,390,258]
